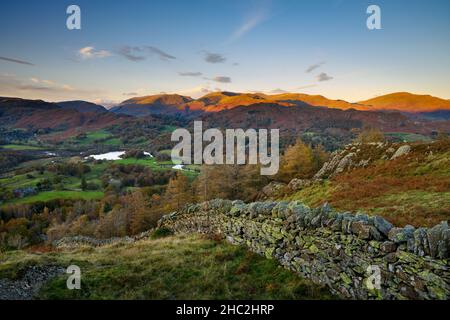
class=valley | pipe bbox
[0,91,449,300]
[1,0,449,304]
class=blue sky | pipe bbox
[0,0,449,104]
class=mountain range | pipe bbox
[1,92,449,142]
[110,91,450,119]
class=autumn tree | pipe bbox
[312,144,329,173]
[195,165,239,201]
[161,172,193,212]
[194,164,269,202]
[277,139,314,182]
[355,128,385,144]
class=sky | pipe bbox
[0,0,449,105]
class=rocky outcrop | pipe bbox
[287,179,313,192]
[390,145,411,160]
[260,142,417,198]
[314,142,402,179]
[258,181,286,200]
[159,200,450,300]
[0,266,64,300]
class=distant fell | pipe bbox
[358,92,450,113]
[57,100,107,113]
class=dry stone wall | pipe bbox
[158,199,450,300]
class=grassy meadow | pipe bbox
[0,234,333,300]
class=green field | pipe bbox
[115,156,178,171]
[0,161,106,194]
[9,191,104,204]
[103,138,122,145]
[0,234,333,300]
[0,144,44,151]
[0,172,49,190]
[161,125,178,133]
[70,130,122,146]
[115,156,199,176]
[385,132,432,142]
[0,160,107,205]
[115,157,163,168]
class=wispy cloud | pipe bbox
[121,87,152,98]
[317,72,333,82]
[211,76,232,83]
[178,72,203,77]
[117,46,176,62]
[306,62,325,73]
[297,84,318,90]
[0,56,34,66]
[78,47,111,59]
[0,74,102,99]
[147,46,176,60]
[117,46,145,61]
[17,77,76,92]
[227,2,271,43]
[203,52,226,64]
[30,78,56,86]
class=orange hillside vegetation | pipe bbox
[269,93,368,110]
[121,94,193,106]
[358,92,450,113]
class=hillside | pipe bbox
[121,94,193,106]
[193,91,363,112]
[0,97,126,140]
[56,101,107,113]
[197,92,290,111]
[198,91,450,114]
[111,94,195,116]
[0,97,58,111]
[269,93,367,110]
[201,103,448,136]
[274,139,450,227]
[359,92,450,113]
[0,233,332,300]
